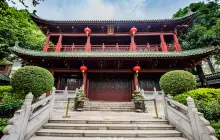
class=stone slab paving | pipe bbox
[30,136,188,140]
[52,109,165,121]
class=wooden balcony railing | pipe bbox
[46,44,177,52]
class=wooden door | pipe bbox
[89,73,131,101]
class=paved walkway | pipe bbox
[52,95,165,120]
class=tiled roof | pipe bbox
[10,45,218,59]
[31,12,196,24]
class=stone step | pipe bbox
[30,136,188,140]
[48,119,169,124]
[43,123,175,130]
[86,102,134,105]
[83,105,135,108]
[36,129,182,137]
[83,108,135,112]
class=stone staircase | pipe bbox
[83,101,136,112]
[30,112,187,140]
[29,100,187,140]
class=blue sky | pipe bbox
[8,0,203,20]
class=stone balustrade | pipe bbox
[163,93,218,140]
[0,88,55,140]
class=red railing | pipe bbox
[45,44,177,52]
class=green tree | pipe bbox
[0,0,45,60]
[173,1,220,63]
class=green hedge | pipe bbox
[159,70,196,96]
[174,88,220,105]
[211,120,220,139]
[0,118,8,132]
[11,66,54,99]
[174,88,220,139]
[0,86,12,94]
[0,94,23,118]
[0,86,12,101]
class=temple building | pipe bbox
[10,12,218,101]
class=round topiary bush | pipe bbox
[11,66,54,99]
[159,70,196,96]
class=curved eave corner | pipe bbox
[9,44,218,59]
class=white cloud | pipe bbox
[8,0,204,20]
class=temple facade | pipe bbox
[11,12,218,101]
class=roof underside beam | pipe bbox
[49,32,175,37]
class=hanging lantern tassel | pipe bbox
[136,70,139,77]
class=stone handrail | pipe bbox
[163,94,218,140]
[1,88,55,140]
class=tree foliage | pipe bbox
[173,1,220,63]
[0,0,45,60]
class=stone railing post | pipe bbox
[50,87,56,119]
[187,96,200,140]
[19,92,34,140]
[162,91,168,120]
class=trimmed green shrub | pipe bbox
[0,86,12,94]
[174,88,220,105]
[159,70,196,96]
[211,120,220,139]
[0,94,23,118]
[173,88,220,138]
[11,66,54,99]
[196,101,220,121]
[0,86,12,101]
[0,118,8,132]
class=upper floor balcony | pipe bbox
[46,43,177,52]
[43,32,181,53]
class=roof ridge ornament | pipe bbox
[33,10,37,15]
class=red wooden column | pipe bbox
[43,34,50,52]
[116,43,119,52]
[102,43,105,52]
[83,72,87,96]
[72,43,75,52]
[147,43,150,52]
[130,35,136,52]
[55,35,62,52]
[85,35,91,52]
[134,73,138,90]
[160,34,168,52]
[173,33,181,52]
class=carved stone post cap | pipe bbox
[25,92,34,100]
[187,96,194,102]
[187,96,196,108]
[52,87,56,91]
[24,92,34,105]
[15,41,19,46]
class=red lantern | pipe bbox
[133,66,141,74]
[84,27,91,36]
[80,65,88,73]
[130,26,137,35]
